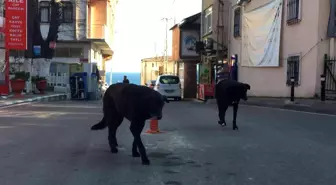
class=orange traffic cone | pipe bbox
[146,119,161,134]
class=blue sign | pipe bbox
[184,35,197,51]
[33,45,41,56]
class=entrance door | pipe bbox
[0,49,9,95]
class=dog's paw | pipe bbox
[132,152,141,157]
[142,159,151,165]
[218,120,226,127]
[111,147,118,153]
[233,126,239,130]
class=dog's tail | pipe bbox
[91,116,107,130]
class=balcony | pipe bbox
[87,24,113,56]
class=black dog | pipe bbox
[215,80,251,130]
[91,83,169,165]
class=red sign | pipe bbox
[49,41,56,49]
[204,84,214,97]
[198,84,214,100]
[5,0,27,50]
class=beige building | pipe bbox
[202,0,336,98]
[140,56,176,85]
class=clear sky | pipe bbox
[107,0,201,73]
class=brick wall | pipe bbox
[171,27,180,61]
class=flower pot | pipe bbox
[10,79,25,98]
[36,80,47,94]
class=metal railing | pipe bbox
[324,54,336,94]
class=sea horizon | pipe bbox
[105,72,141,85]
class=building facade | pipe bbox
[201,0,336,98]
[140,56,175,85]
[170,13,201,99]
[6,0,117,83]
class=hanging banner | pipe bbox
[241,0,283,67]
[5,0,28,50]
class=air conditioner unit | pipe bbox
[237,0,251,6]
[204,38,214,50]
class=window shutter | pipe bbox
[327,0,336,37]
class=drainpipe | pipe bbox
[330,38,335,57]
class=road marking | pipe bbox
[241,104,336,117]
[0,102,34,109]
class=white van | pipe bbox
[154,75,182,101]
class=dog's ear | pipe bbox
[244,84,251,90]
[162,95,169,103]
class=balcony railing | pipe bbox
[88,24,113,48]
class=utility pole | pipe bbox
[161,17,171,74]
[172,0,176,24]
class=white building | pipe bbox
[8,0,117,92]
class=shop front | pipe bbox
[196,55,238,101]
[196,62,214,100]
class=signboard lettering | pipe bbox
[5,0,27,50]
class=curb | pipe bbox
[0,93,67,108]
[190,98,336,115]
[241,101,336,115]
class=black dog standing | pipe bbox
[91,83,169,165]
[215,80,251,130]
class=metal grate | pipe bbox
[287,0,301,25]
[324,55,336,94]
[286,55,300,86]
[233,7,241,37]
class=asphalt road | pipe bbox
[0,100,336,185]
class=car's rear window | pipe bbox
[159,76,180,84]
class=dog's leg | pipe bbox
[232,103,239,130]
[130,120,150,165]
[108,114,123,153]
[114,116,123,147]
[217,99,228,126]
[129,118,140,158]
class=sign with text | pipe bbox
[5,0,27,50]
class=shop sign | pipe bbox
[5,0,28,50]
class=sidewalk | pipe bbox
[193,97,336,115]
[0,93,67,108]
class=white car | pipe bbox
[154,75,182,101]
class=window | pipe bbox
[327,0,336,37]
[40,1,50,23]
[233,8,241,37]
[286,55,300,86]
[159,76,180,84]
[9,50,25,57]
[54,48,83,58]
[203,6,212,35]
[62,2,73,23]
[69,48,83,58]
[287,0,301,25]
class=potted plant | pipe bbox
[32,76,47,94]
[10,71,30,97]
